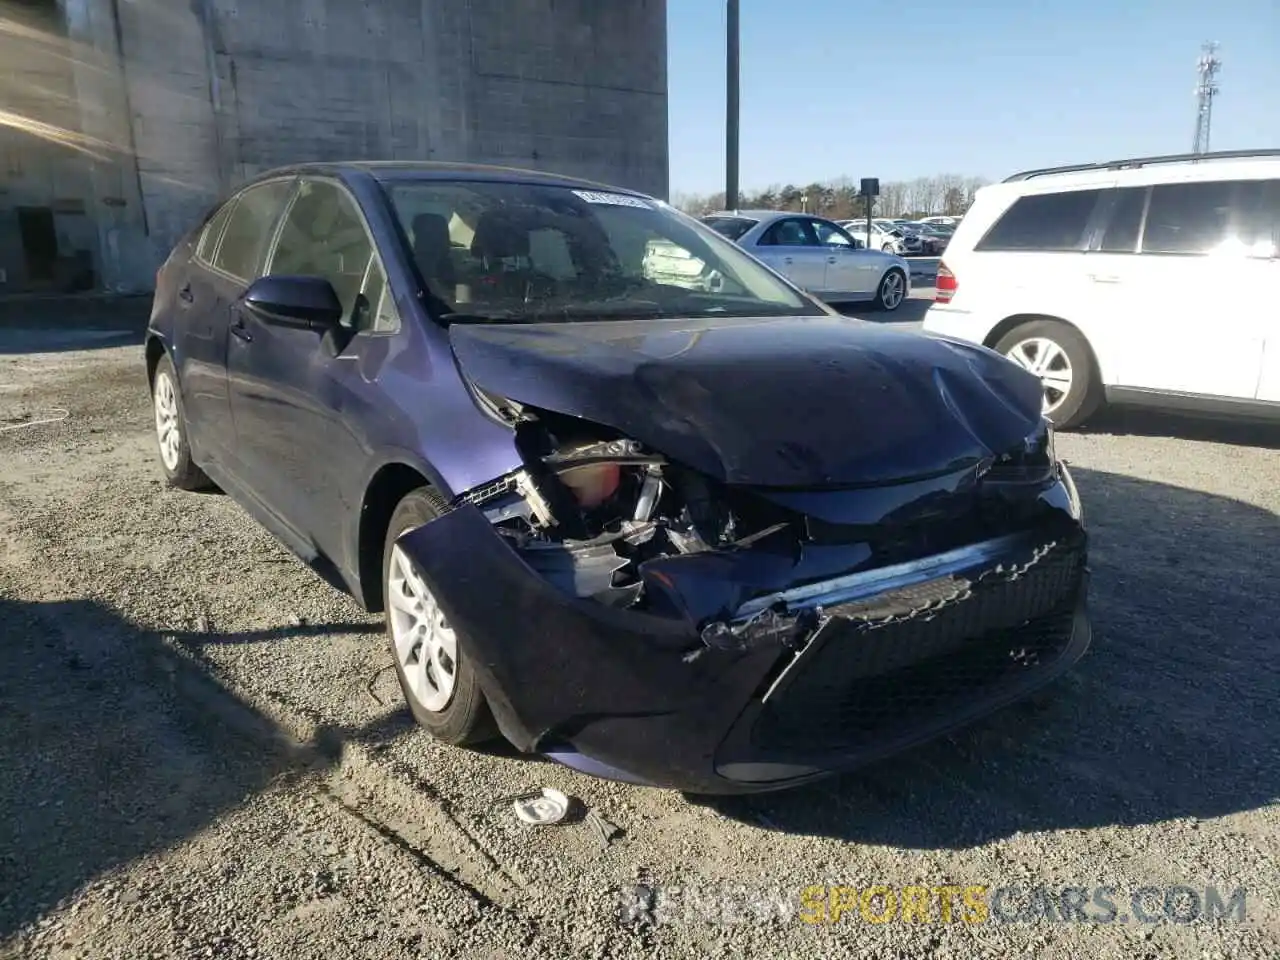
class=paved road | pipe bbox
[1,327,1277,959]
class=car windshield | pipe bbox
[382,180,820,323]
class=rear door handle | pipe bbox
[1089,274,1122,284]
[229,317,252,343]
[178,284,194,304]
[827,256,838,264]
[783,257,794,265]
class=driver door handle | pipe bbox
[178,284,194,304]
[827,256,838,264]
[230,317,252,343]
[782,257,794,265]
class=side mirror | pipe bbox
[243,275,344,330]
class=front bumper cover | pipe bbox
[398,477,1090,795]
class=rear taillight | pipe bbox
[935,260,957,303]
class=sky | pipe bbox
[665,0,1280,197]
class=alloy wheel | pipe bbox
[387,544,458,713]
[1004,336,1073,415]
[879,271,905,310]
[153,371,182,471]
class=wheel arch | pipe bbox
[356,459,451,613]
[983,313,1107,385]
[145,334,168,388]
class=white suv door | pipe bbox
[1085,178,1272,400]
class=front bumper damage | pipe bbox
[396,465,1090,795]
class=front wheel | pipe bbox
[874,269,906,311]
[993,320,1102,428]
[383,488,496,744]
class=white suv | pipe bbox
[922,150,1280,427]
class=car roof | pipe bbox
[703,210,836,223]
[248,160,652,196]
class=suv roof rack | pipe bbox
[1002,148,1280,183]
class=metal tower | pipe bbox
[1192,42,1221,154]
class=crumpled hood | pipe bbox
[448,315,1044,488]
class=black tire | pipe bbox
[993,319,1103,429]
[874,269,907,312]
[151,354,212,491]
[382,488,497,745]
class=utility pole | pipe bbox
[1192,42,1221,155]
[725,0,740,210]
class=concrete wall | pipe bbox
[0,0,668,293]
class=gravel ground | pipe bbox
[1,325,1277,959]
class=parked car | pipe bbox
[893,222,948,256]
[923,149,1280,427]
[147,162,1089,795]
[704,211,910,310]
[920,215,961,228]
[837,219,916,255]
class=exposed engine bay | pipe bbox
[459,393,1070,641]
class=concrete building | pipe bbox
[0,0,668,294]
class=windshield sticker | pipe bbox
[573,189,652,209]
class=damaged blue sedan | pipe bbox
[146,162,1089,794]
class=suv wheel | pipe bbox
[994,320,1102,428]
[382,488,496,744]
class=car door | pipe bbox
[751,218,828,292]
[811,218,877,297]
[1088,178,1270,399]
[226,176,402,563]
[187,178,297,470]
[1244,179,1280,401]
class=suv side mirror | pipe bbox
[243,275,344,330]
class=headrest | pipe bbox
[470,210,530,260]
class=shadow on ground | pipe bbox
[0,327,144,356]
[834,294,932,325]
[700,465,1280,846]
[0,598,400,941]
[1082,405,1280,451]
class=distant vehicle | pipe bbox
[898,222,949,255]
[704,211,911,309]
[923,149,1280,427]
[920,216,961,228]
[838,219,920,256]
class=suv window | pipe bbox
[760,219,817,247]
[1142,179,1279,257]
[269,179,399,332]
[211,180,293,281]
[196,200,235,263]
[1098,187,1147,253]
[977,189,1102,251]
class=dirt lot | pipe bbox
[1,324,1277,959]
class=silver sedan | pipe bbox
[701,211,911,310]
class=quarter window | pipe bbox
[211,180,293,281]
[269,180,398,332]
[812,220,854,247]
[976,189,1102,252]
[196,200,235,263]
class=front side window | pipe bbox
[211,179,294,281]
[269,179,399,332]
[760,219,817,247]
[382,180,821,322]
[1142,179,1278,257]
[976,189,1103,252]
[812,220,854,247]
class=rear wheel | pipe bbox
[151,355,211,490]
[382,488,496,744]
[993,319,1102,428]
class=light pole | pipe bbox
[725,0,740,210]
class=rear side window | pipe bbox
[1098,187,1147,253]
[212,180,294,281]
[976,189,1102,252]
[760,219,818,247]
[196,201,235,263]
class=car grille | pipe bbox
[750,535,1085,754]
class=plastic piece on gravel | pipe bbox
[512,788,571,825]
